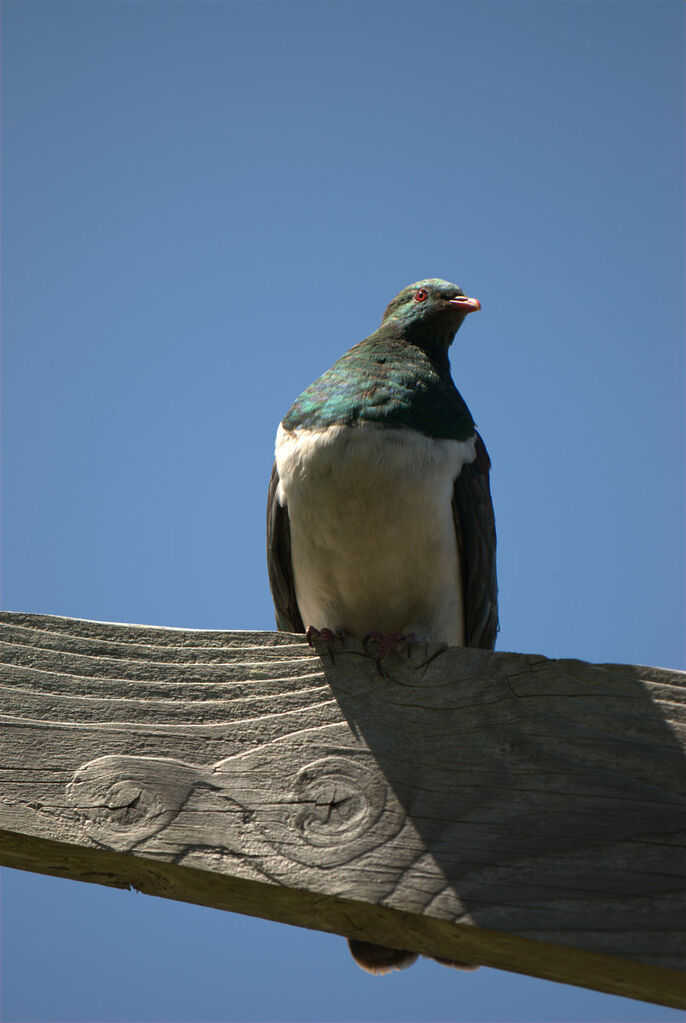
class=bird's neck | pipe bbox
[380,320,454,376]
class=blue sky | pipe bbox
[1,1,684,1021]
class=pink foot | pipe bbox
[306,626,345,662]
[363,630,417,674]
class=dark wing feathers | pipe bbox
[266,462,305,634]
[452,432,499,650]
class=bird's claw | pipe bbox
[306,626,345,662]
[363,630,418,675]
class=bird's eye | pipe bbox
[414,289,427,303]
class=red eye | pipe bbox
[414,289,427,302]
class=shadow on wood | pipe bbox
[1,611,684,1009]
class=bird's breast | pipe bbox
[275,422,477,644]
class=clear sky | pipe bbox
[1,1,684,1021]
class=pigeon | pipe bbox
[266,278,497,973]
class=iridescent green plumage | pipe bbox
[282,279,478,441]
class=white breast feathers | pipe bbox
[275,422,477,645]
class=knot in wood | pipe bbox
[66,755,201,851]
[289,757,392,866]
[105,781,144,822]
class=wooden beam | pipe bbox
[1,611,684,1008]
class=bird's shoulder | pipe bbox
[281,325,475,442]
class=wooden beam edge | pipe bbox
[1,828,683,1010]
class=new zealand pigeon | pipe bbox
[266,278,498,974]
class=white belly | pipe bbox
[274,423,477,644]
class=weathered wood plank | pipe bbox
[1,611,685,1008]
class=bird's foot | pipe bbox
[363,630,418,675]
[306,626,345,662]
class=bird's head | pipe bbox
[381,278,481,348]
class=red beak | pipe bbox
[448,295,481,313]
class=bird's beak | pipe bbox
[448,295,481,313]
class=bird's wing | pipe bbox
[266,461,305,634]
[452,432,499,650]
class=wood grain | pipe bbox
[1,611,684,1007]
